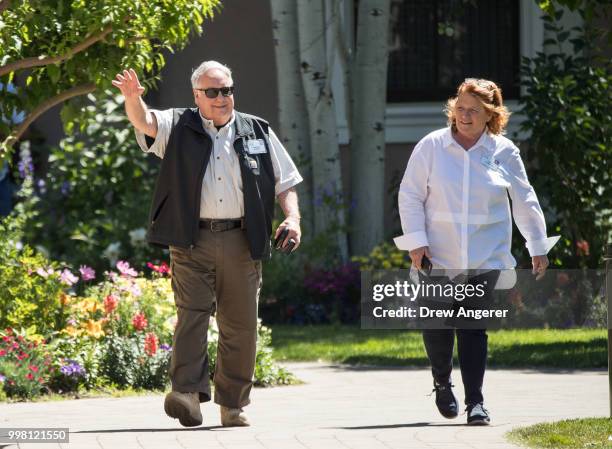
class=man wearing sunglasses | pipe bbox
[112,61,302,428]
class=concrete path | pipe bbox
[0,362,607,449]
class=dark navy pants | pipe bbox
[421,270,500,406]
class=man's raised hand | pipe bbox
[111,68,145,98]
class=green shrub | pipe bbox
[23,93,164,274]
[0,173,67,336]
[519,5,611,268]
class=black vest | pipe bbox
[146,108,276,260]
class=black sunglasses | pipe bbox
[194,86,235,99]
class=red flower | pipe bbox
[147,261,171,275]
[132,312,148,331]
[144,332,158,356]
[104,294,119,315]
[26,373,34,380]
[28,365,39,373]
[17,352,28,360]
[0,349,6,356]
[576,239,590,257]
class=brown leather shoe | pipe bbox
[220,406,250,427]
[164,392,203,427]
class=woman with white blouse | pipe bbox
[394,78,559,425]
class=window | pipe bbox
[387,0,521,102]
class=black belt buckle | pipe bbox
[209,220,224,232]
[201,219,243,232]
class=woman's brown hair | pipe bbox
[445,78,511,135]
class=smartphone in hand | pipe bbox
[421,255,432,276]
[274,228,295,254]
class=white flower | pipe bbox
[103,242,122,266]
[129,228,147,247]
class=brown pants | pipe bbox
[168,227,262,408]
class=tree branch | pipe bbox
[1,82,96,158]
[0,0,11,14]
[0,25,113,77]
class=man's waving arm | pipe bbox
[111,68,157,138]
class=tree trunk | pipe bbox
[349,0,391,255]
[296,0,348,262]
[269,0,314,235]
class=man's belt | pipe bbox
[199,219,245,232]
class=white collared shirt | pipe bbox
[135,109,303,219]
[394,127,559,270]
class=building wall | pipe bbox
[32,1,279,146]
[146,1,279,129]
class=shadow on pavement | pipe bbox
[327,422,467,429]
[74,425,225,433]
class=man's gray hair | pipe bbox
[190,60,233,87]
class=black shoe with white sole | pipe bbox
[432,382,458,419]
[466,402,490,425]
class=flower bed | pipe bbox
[0,259,294,401]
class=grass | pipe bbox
[269,325,608,368]
[507,418,612,448]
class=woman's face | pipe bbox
[453,92,492,140]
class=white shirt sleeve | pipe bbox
[267,127,303,195]
[394,139,430,251]
[134,109,174,159]
[504,146,560,256]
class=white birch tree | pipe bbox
[269,0,314,235]
[296,0,348,262]
[270,0,391,258]
[348,0,391,255]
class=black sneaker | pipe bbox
[466,403,490,425]
[431,382,458,419]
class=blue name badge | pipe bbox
[480,155,500,171]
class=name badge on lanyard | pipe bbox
[246,139,267,155]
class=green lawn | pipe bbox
[507,418,612,448]
[270,325,607,368]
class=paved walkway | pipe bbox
[0,363,608,449]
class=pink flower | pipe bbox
[116,261,138,277]
[104,271,119,282]
[79,265,96,281]
[144,332,158,356]
[132,312,148,331]
[36,267,55,278]
[128,282,142,298]
[60,269,78,286]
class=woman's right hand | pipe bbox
[409,246,432,270]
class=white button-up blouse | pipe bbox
[394,127,559,270]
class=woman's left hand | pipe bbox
[532,255,549,280]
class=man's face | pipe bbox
[193,68,235,126]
